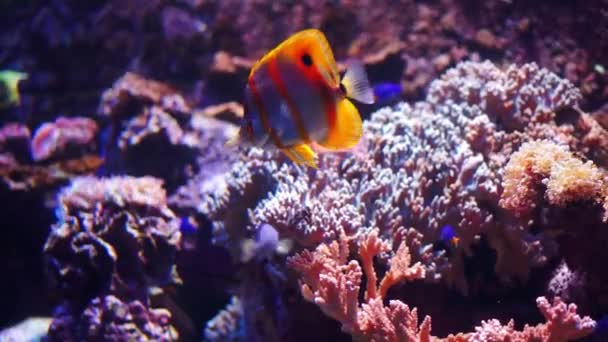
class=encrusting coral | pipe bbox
[44,176,181,341]
[201,60,604,339]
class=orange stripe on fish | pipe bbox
[247,78,285,148]
[267,58,311,143]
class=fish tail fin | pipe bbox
[319,98,362,150]
[341,60,375,104]
[281,143,317,168]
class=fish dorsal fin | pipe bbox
[320,99,362,150]
[250,29,340,88]
[341,60,375,104]
[281,143,317,168]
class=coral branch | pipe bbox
[288,235,431,341]
[358,229,390,301]
[379,241,426,299]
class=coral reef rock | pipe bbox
[44,175,181,341]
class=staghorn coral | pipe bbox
[44,175,181,341]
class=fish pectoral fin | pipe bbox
[341,59,375,104]
[282,143,317,168]
[319,99,362,150]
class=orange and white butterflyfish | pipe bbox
[225,29,375,168]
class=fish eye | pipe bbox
[301,53,313,67]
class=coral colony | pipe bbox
[1,1,608,341]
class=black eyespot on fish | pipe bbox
[301,53,313,66]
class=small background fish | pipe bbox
[434,224,460,254]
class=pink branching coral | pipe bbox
[0,122,31,163]
[463,297,596,342]
[500,140,606,219]
[288,231,595,341]
[287,229,430,341]
[427,61,582,132]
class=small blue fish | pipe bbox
[434,224,460,252]
[372,82,402,102]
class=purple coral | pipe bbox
[49,295,176,341]
[44,175,181,340]
[98,72,201,191]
